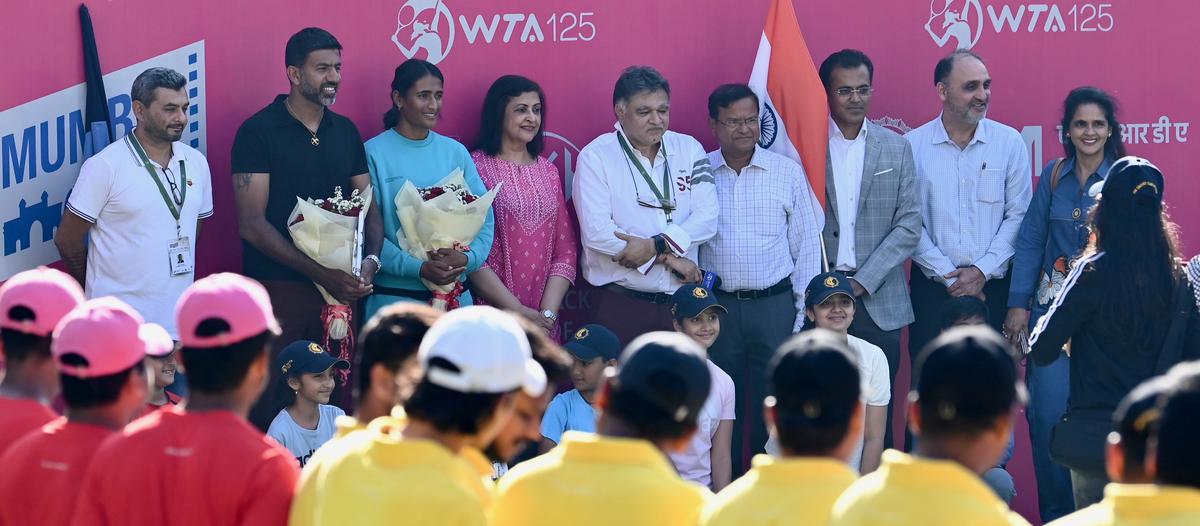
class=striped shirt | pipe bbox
[905,116,1032,284]
[699,146,822,331]
[573,123,718,293]
[1188,255,1200,312]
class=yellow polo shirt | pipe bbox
[333,415,366,438]
[490,431,709,526]
[289,416,490,526]
[461,445,497,484]
[1047,484,1200,525]
[830,450,1030,526]
[701,454,858,526]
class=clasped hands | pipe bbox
[612,231,701,283]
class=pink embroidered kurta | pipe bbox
[472,152,578,339]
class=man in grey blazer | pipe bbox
[820,50,921,449]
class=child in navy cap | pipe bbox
[267,340,350,468]
[538,323,621,453]
[669,285,737,491]
[772,272,890,475]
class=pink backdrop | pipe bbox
[4,1,1197,522]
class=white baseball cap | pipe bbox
[417,306,546,397]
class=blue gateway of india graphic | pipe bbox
[4,191,62,256]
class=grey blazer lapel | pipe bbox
[824,147,839,224]
[856,128,884,219]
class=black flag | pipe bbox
[80,3,112,157]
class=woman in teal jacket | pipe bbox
[364,59,494,317]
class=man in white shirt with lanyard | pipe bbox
[904,49,1031,358]
[56,67,214,340]
[573,65,718,345]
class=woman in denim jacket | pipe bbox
[1003,86,1125,522]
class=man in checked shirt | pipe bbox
[699,83,822,476]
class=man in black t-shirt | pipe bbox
[232,27,382,430]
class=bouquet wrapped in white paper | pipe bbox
[287,186,372,379]
[394,169,501,310]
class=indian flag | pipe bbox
[749,0,829,226]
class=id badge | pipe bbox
[168,237,194,276]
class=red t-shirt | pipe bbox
[134,391,183,420]
[0,418,114,526]
[0,397,57,457]
[72,407,299,526]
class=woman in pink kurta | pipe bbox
[467,75,578,340]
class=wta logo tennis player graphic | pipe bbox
[925,0,984,49]
[392,0,456,64]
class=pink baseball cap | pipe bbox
[0,267,85,337]
[139,323,177,358]
[52,297,152,378]
[176,273,280,348]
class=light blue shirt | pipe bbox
[539,389,596,445]
[904,116,1032,284]
[364,129,495,292]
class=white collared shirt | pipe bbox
[828,118,868,271]
[572,122,718,293]
[698,146,822,331]
[904,116,1032,284]
[65,133,214,338]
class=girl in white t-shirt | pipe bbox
[266,340,349,468]
[669,285,737,491]
[789,272,891,474]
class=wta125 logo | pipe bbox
[544,131,581,201]
[392,0,597,64]
[925,0,1116,50]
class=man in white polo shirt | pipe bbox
[573,65,718,345]
[55,67,213,339]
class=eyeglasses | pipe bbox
[637,196,677,213]
[717,117,759,130]
[161,165,184,206]
[833,86,873,99]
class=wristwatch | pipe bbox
[541,309,557,321]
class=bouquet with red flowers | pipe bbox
[287,185,372,381]
[395,170,501,310]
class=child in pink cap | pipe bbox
[0,296,161,526]
[134,323,183,419]
[72,273,298,526]
[0,267,85,457]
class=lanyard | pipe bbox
[617,132,674,217]
[128,133,187,233]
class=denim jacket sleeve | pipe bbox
[1008,161,1056,310]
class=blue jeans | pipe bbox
[983,434,1017,503]
[984,467,1016,504]
[1027,351,1075,522]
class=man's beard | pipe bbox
[483,443,504,463]
[951,100,986,124]
[147,120,184,143]
[300,79,336,107]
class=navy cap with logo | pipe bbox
[614,331,711,423]
[671,285,728,319]
[804,271,855,309]
[564,324,621,362]
[1088,155,1165,203]
[912,326,1027,430]
[276,340,350,377]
